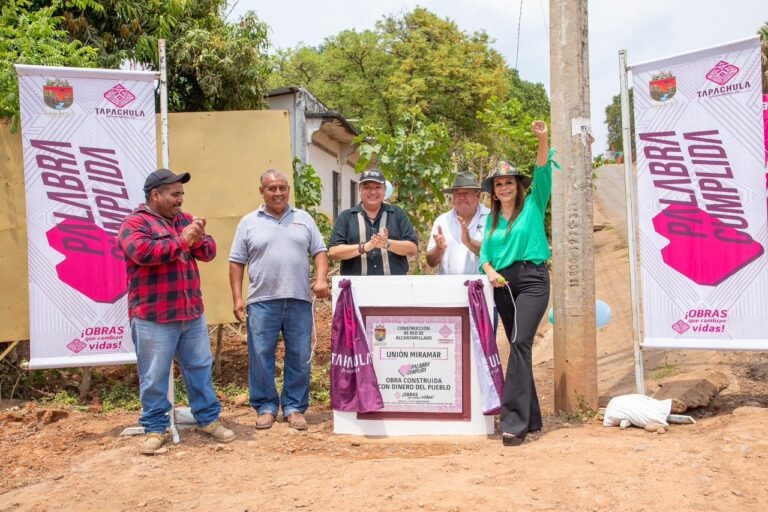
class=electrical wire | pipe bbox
[515,0,524,69]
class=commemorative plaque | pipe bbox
[360,307,470,420]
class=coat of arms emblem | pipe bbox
[43,79,73,110]
[374,324,386,342]
[649,71,676,102]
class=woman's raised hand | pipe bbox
[531,120,547,139]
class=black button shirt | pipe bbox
[329,203,418,276]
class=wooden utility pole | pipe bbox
[549,0,598,412]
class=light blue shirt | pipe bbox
[229,205,326,304]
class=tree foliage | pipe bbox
[378,8,509,140]
[0,0,99,131]
[604,88,634,156]
[293,157,331,239]
[273,7,550,239]
[167,12,271,111]
[354,110,453,236]
[27,0,272,112]
[272,8,509,140]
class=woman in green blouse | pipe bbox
[479,120,554,447]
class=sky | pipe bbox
[228,0,767,156]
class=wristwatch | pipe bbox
[384,240,391,250]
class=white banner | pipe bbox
[632,37,768,350]
[16,65,156,368]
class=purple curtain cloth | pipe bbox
[330,279,384,413]
[465,279,504,415]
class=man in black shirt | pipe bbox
[329,169,418,275]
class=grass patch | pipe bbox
[39,389,81,408]
[102,383,141,412]
[649,363,680,380]
[215,381,248,400]
[310,361,330,405]
[225,359,330,407]
[173,376,189,405]
[558,393,598,422]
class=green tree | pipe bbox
[506,69,549,120]
[271,7,548,240]
[379,8,508,139]
[31,0,272,111]
[0,0,99,131]
[354,110,452,237]
[271,8,508,139]
[271,29,398,133]
[167,12,271,111]
[604,88,634,156]
[292,158,331,239]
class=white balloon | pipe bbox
[384,180,394,200]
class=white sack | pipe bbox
[603,394,672,428]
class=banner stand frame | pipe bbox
[618,40,768,396]
[618,50,645,395]
[158,38,180,445]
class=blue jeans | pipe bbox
[246,299,312,417]
[131,315,221,433]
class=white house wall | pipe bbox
[265,95,300,163]
[308,139,339,219]
[342,163,359,209]
[308,131,362,220]
[267,89,360,219]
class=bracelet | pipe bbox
[384,240,391,250]
[358,242,366,254]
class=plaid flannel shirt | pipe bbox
[118,204,216,322]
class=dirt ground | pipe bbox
[2,180,768,511]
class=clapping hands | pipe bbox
[370,227,389,249]
[181,217,207,246]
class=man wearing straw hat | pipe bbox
[426,172,490,275]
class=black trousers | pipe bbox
[493,261,550,438]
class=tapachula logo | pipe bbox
[671,320,690,335]
[103,84,136,108]
[705,60,739,86]
[66,338,87,353]
[698,60,751,98]
[95,84,146,118]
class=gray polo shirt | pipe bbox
[229,205,327,304]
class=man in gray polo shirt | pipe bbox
[229,169,329,431]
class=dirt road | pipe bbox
[593,163,629,245]
[2,169,768,511]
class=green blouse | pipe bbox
[479,149,557,271]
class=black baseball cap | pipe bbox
[359,168,386,184]
[143,168,191,192]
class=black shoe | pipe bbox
[502,433,524,446]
